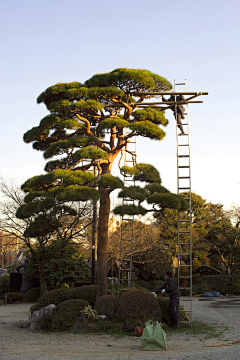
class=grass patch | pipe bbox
[79,318,227,340]
[164,321,228,340]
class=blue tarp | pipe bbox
[203,290,220,297]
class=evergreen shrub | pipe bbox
[38,288,72,307]
[119,290,162,328]
[51,299,90,331]
[27,287,41,302]
[5,292,20,302]
[157,296,190,325]
[70,285,97,305]
[201,275,240,295]
[95,295,119,319]
[0,274,10,296]
[156,296,171,326]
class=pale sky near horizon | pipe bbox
[1,0,239,209]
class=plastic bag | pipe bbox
[141,321,167,351]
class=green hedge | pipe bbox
[201,275,240,295]
[27,287,41,302]
[70,285,97,305]
[38,288,72,307]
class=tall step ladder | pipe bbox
[118,133,137,297]
[174,79,193,326]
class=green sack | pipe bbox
[141,321,167,351]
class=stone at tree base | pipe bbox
[30,304,56,330]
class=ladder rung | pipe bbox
[178,133,188,136]
[179,231,190,233]
[179,264,191,267]
[179,276,190,278]
[178,167,190,169]
[179,253,190,256]
[179,287,190,290]
[178,155,189,158]
[178,177,190,179]
[175,83,185,85]
[179,220,190,222]
[179,187,190,190]
[178,145,189,147]
[180,242,190,245]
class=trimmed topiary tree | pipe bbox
[95,295,119,319]
[119,290,162,328]
[51,299,90,331]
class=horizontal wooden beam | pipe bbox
[133,91,208,96]
[103,101,203,108]
[137,101,204,105]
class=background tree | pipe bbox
[155,192,240,274]
[0,177,93,293]
[107,218,171,280]
[20,68,188,296]
[26,241,91,288]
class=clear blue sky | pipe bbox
[1,0,239,208]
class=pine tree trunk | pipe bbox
[97,188,110,297]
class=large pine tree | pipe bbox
[18,68,188,296]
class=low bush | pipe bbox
[80,305,98,321]
[157,296,190,325]
[70,285,97,305]
[38,288,72,307]
[51,299,90,331]
[5,292,20,302]
[27,287,41,302]
[201,275,240,295]
[0,274,10,296]
[156,296,171,326]
[95,295,119,319]
[119,290,162,328]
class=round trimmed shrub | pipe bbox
[70,285,97,305]
[95,295,119,319]
[37,288,72,307]
[119,290,162,328]
[27,287,41,302]
[51,299,90,331]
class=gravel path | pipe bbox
[0,297,240,360]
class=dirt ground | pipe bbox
[0,297,240,360]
